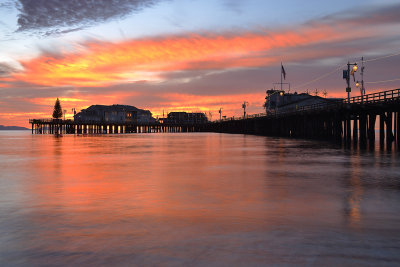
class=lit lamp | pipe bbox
[343,61,358,103]
[280,92,283,96]
[356,81,360,88]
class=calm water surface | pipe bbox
[1,131,400,266]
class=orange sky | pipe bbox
[11,28,336,87]
[1,3,400,127]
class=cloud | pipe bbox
[5,2,400,90]
[9,26,340,87]
[16,0,159,32]
[317,3,400,26]
[3,2,400,127]
[0,62,17,77]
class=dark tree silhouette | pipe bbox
[52,98,63,119]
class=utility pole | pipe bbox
[361,57,365,101]
[346,62,351,103]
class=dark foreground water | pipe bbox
[0,131,400,266]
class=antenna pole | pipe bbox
[361,57,365,102]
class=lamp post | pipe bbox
[343,62,358,103]
[242,101,248,119]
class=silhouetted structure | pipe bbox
[264,90,340,114]
[166,112,208,124]
[207,88,400,150]
[29,88,400,150]
[74,105,155,124]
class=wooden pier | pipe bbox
[30,88,400,149]
[29,119,205,135]
[205,88,400,150]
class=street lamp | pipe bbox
[242,101,249,118]
[343,62,358,103]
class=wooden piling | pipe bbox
[386,112,393,144]
[353,116,358,143]
[380,113,385,147]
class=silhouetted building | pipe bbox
[74,105,155,123]
[166,112,208,124]
[264,89,341,114]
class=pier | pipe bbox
[30,88,400,149]
[205,88,400,149]
[29,119,205,135]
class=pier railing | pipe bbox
[347,88,400,104]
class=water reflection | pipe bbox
[0,132,400,266]
[343,149,363,229]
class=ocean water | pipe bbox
[0,131,400,266]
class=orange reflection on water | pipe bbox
[1,132,400,265]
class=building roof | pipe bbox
[277,95,341,108]
[81,104,151,114]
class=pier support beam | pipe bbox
[359,113,367,146]
[353,116,358,144]
[386,112,394,150]
[380,113,385,148]
[368,114,376,146]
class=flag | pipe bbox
[281,65,286,80]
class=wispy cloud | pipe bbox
[2,2,400,127]
[8,26,338,87]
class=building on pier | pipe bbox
[264,90,341,114]
[166,112,208,124]
[74,104,155,124]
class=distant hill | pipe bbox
[0,125,29,130]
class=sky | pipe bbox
[1,0,400,127]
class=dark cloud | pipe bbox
[316,3,400,26]
[16,0,159,32]
[0,62,17,77]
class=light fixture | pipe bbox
[280,92,283,96]
[353,64,358,72]
[356,81,360,88]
